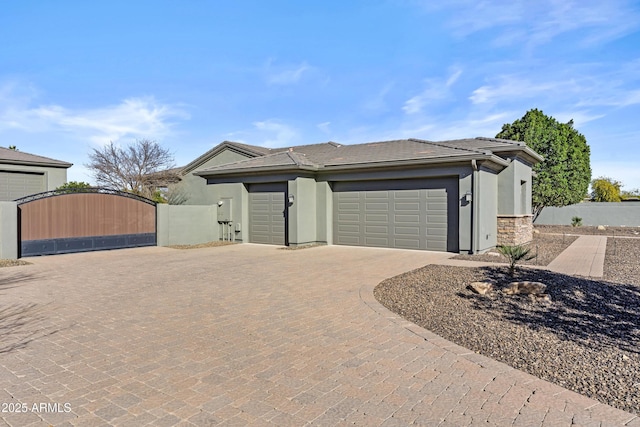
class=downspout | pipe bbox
[471,159,479,254]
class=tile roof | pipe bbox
[0,147,72,167]
[196,138,518,175]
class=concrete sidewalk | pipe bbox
[547,235,608,277]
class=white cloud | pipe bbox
[0,86,189,146]
[362,82,395,112]
[403,68,462,115]
[554,111,605,127]
[317,121,331,134]
[253,119,298,147]
[422,0,640,48]
[265,59,312,85]
[469,76,563,105]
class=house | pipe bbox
[178,137,543,253]
[0,147,72,201]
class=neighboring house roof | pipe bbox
[193,137,537,177]
[181,140,273,174]
[0,147,73,168]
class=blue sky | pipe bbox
[1,1,639,190]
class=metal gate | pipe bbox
[16,188,156,257]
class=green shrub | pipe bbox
[571,216,582,227]
[497,244,537,276]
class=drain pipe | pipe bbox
[471,159,479,254]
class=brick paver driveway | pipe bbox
[0,244,637,426]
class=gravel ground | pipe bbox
[0,259,31,268]
[452,233,578,266]
[375,238,640,415]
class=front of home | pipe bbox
[178,137,542,254]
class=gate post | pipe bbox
[0,201,18,259]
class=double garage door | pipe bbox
[333,178,458,252]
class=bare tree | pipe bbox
[86,139,181,198]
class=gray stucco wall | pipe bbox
[181,149,251,205]
[535,202,640,226]
[156,204,218,246]
[476,169,498,252]
[497,159,531,215]
[0,201,18,259]
[316,181,333,245]
[288,177,318,246]
[458,170,473,253]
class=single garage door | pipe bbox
[333,178,459,252]
[249,183,287,245]
[0,171,45,201]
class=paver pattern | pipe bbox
[547,235,607,277]
[0,244,637,426]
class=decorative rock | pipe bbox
[468,281,493,295]
[504,281,547,295]
[528,293,551,302]
[597,225,606,230]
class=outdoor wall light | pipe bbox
[288,194,295,204]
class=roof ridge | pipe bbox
[409,138,491,156]
[475,136,526,147]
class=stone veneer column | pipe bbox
[497,215,533,246]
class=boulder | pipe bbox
[468,281,493,295]
[528,293,551,302]
[597,225,606,230]
[504,281,547,295]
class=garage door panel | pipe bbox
[395,239,421,249]
[365,191,388,198]
[366,214,388,222]
[365,202,388,210]
[427,228,448,237]
[339,202,359,211]
[338,224,360,233]
[365,237,389,246]
[395,226,420,235]
[427,215,448,225]
[365,225,388,234]
[395,202,420,211]
[338,213,360,222]
[333,178,458,252]
[249,184,286,245]
[338,236,360,245]
[395,214,420,223]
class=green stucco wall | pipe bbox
[181,149,251,205]
[157,204,217,246]
[316,181,332,245]
[288,177,317,246]
[497,158,532,215]
[0,201,18,259]
[476,169,498,252]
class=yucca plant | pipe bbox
[497,244,537,276]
